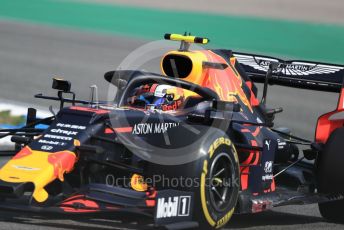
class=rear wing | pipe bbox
[233,52,344,92]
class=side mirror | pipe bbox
[52,78,71,92]
[113,78,128,90]
[104,71,128,90]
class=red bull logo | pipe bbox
[0,147,77,202]
[201,50,253,113]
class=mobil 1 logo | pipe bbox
[155,190,194,225]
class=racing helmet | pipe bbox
[128,83,185,111]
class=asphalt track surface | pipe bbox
[0,20,343,230]
[2,0,344,63]
[80,0,344,24]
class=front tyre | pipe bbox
[195,136,240,229]
[146,133,240,229]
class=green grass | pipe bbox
[1,0,344,63]
[0,111,25,126]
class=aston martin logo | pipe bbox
[234,54,344,76]
[256,60,314,72]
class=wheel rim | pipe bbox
[208,152,235,212]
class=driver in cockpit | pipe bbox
[127,83,185,111]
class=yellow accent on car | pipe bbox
[216,208,235,229]
[164,33,209,44]
[0,147,76,203]
[200,160,216,227]
[161,50,208,86]
[213,177,223,185]
[74,139,81,147]
[131,174,148,192]
[0,150,54,202]
[208,137,233,159]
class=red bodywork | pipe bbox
[316,88,344,143]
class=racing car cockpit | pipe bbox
[127,83,187,111]
[105,69,220,113]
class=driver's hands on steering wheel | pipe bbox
[127,92,154,107]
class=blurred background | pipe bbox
[1,0,344,134]
[1,0,343,139]
[0,1,344,229]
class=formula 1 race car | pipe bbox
[1,33,344,230]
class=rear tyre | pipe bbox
[317,127,344,223]
[319,200,344,223]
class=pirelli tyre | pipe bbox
[195,135,240,229]
[317,127,344,223]
[147,131,240,229]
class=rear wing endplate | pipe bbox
[233,52,344,92]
